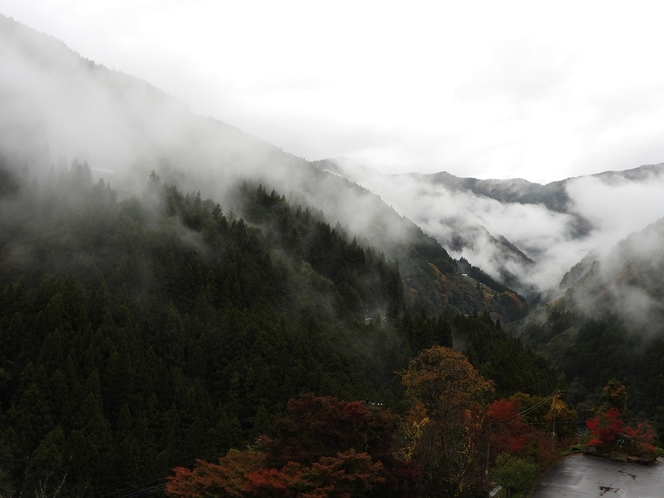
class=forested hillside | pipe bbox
[0,13,528,323]
[0,159,558,497]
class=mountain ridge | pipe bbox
[315,157,664,300]
[0,13,528,320]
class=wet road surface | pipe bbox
[532,454,664,497]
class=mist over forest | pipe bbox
[2,13,664,498]
[316,158,664,301]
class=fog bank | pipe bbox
[319,158,664,298]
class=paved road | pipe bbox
[532,454,664,498]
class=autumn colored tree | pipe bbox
[400,346,494,497]
[166,394,417,497]
[488,397,531,457]
[586,407,624,448]
[487,394,566,475]
[544,393,578,440]
[267,394,370,466]
[586,407,657,461]
[167,448,384,498]
[599,379,628,416]
[244,450,384,497]
[623,423,658,460]
[585,380,657,461]
[266,394,418,496]
[168,450,264,498]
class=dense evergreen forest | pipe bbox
[0,159,559,497]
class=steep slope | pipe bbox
[314,158,570,298]
[0,14,526,320]
[0,164,415,495]
[564,217,664,330]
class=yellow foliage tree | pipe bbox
[400,346,494,497]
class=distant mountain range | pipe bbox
[314,158,664,300]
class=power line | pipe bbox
[96,479,167,498]
[117,483,166,498]
[484,390,560,475]
[492,390,558,428]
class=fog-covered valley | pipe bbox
[316,157,664,302]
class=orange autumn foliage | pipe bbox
[400,346,494,497]
[167,450,264,498]
[166,394,416,498]
[166,449,383,498]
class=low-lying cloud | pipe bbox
[324,158,664,300]
[0,15,423,272]
[4,13,664,315]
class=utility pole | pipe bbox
[552,390,558,439]
[486,421,491,475]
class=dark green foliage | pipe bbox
[526,217,664,435]
[236,182,405,321]
[557,314,664,436]
[0,169,411,495]
[453,313,558,398]
[0,166,558,496]
[525,285,664,440]
[392,309,557,399]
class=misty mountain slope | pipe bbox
[316,157,578,211]
[514,218,664,424]
[592,163,664,185]
[565,217,664,325]
[315,158,539,294]
[411,171,571,213]
[315,157,664,302]
[0,14,530,320]
[0,122,562,497]
[0,162,416,495]
[314,158,573,298]
[557,250,598,289]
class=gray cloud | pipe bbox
[4,1,664,186]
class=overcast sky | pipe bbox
[2,0,664,183]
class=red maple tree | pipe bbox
[586,407,624,447]
[166,394,418,497]
[488,397,531,456]
[487,395,562,472]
